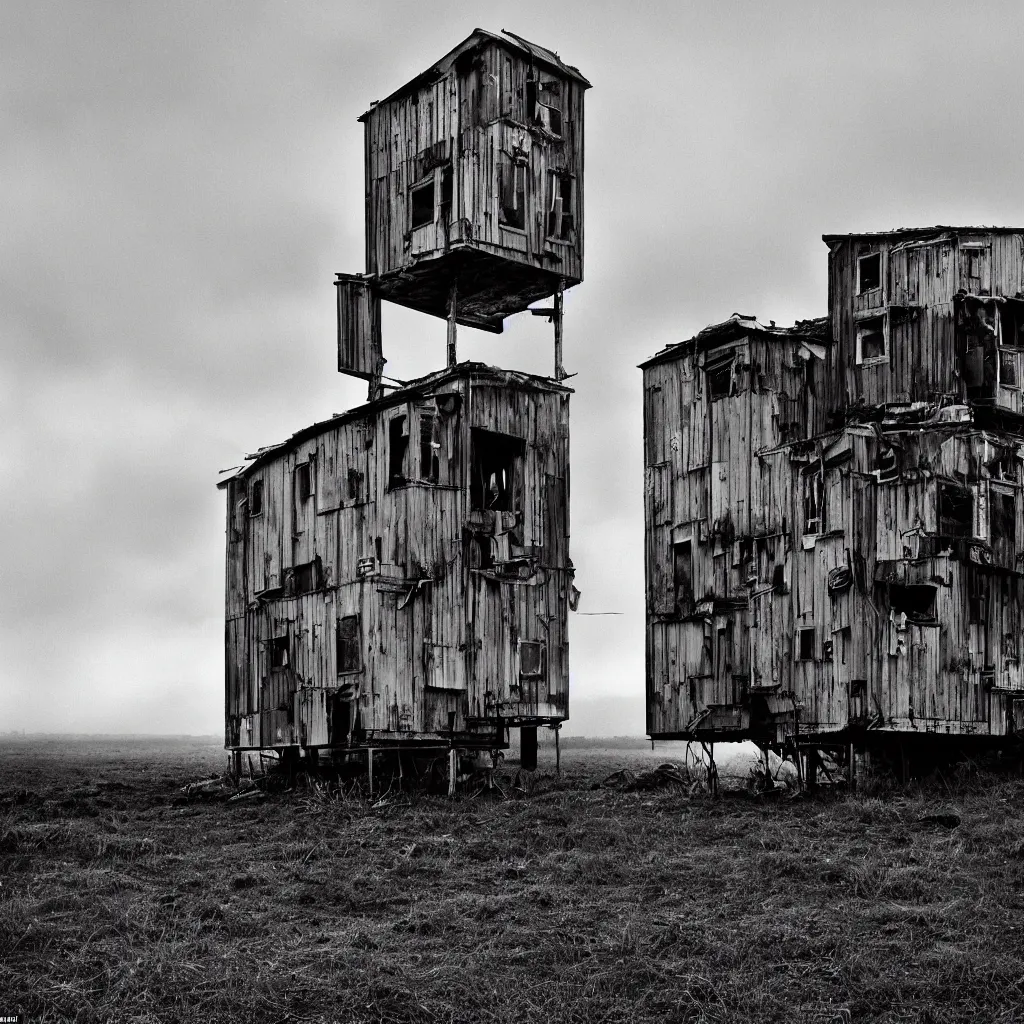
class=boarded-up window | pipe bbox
[999,349,1019,389]
[410,179,434,229]
[798,627,815,661]
[673,540,693,617]
[337,615,361,674]
[388,415,408,488]
[857,252,881,294]
[249,479,264,517]
[856,316,886,363]
[938,483,972,538]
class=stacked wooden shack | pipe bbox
[220,30,588,761]
[642,228,1024,757]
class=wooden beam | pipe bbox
[447,280,458,367]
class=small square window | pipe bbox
[290,559,321,596]
[858,252,881,294]
[705,359,734,402]
[249,479,264,517]
[520,641,546,677]
[269,635,289,670]
[410,179,434,230]
[798,628,815,661]
[1000,349,1019,389]
[856,316,886,363]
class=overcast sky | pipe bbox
[3,0,1022,736]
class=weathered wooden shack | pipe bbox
[220,363,572,754]
[643,228,1024,761]
[222,30,588,764]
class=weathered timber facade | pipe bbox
[221,364,572,751]
[351,28,589,337]
[643,228,1024,748]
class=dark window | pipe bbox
[249,479,264,517]
[295,462,312,503]
[938,483,972,538]
[347,467,363,502]
[991,490,1016,563]
[858,252,881,293]
[470,429,524,512]
[890,584,937,622]
[499,157,526,229]
[269,635,289,670]
[419,412,438,482]
[525,78,538,121]
[410,180,434,229]
[290,559,321,596]
[538,80,562,135]
[798,627,815,661]
[548,173,573,239]
[673,540,694,616]
[803,471,823,534]
[337,615,361,674]
[520,641,546,677]
[439,164,453,220]
[388,415,408,488]
[857,316,886,362]
[1000,349,1019,389]
[706,359,733,401]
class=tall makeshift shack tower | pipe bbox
[219,30,589,766]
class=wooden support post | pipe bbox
[553,278,565,381]
[367,748,374,798]
[555,724,561,776]
[447,280,458,368]
[448,747,457,798]
[848,742,856,790]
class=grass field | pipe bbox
[2,737,1024,1023]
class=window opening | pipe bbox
[347,467,363,502]
[889,584,937,623]
[798,627,815,661]
[439,163,453,220]
[537,80,562,135]
[547,173,573,239]
[419,412,439,482]
[857,252,881,294]
[388,415,408,488]
[990,489,1016,563]
[499,157,527,229]
[519,641,546,678]
[295,462,312,503]
[249,479,264,517]
[470,428,524,511]
[290,558,321,596]
[269,635,289,670]
[410,179,434,230]
[856,315,886,363]
[937,483,972,538]
[337,615,361,674]
[672,540,694,617]
[803,470,823,535]
[705,358,734,402]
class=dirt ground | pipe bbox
[2,736,1024,1023]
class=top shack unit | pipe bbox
[642,228,1024,760]
[220,30,588,761]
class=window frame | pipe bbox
[409,175,436,231]
[248,478,264,517]
[855,313,888,366]
[519,640,547,679]
[336,614,362,676]
[797,627,816,662]
[857,251,882,295]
